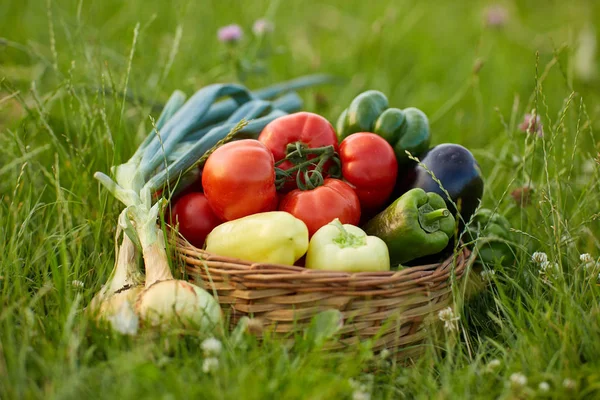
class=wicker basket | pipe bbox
[172,234,474,358]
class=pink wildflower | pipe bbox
[218,24,243,43]
[519,113,543,137]
[484,5,509,28]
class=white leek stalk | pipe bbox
[88,215,144,328]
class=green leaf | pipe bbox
[304,310,343,347]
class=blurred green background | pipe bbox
[2,1,600,399]
[2,0,599,147]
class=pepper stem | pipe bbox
[418,204,450,233]
[331,219,366,248]
[421,208,450,225]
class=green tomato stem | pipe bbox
[274,143,341,191]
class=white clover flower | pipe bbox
[509,372,528,389]
[538,260,556,276]
[538,381,550,392]
[107,300,139,336]
[485,359,502,373]
[532,252,548,265]
[71,280,85,289]
[438,307,460,332]
[349,379,370,400]
[202,357,219,373]
[480,269,496,283]
[379,349,391,360]
[539,261,561,279]
[201,337,223,357]
[580,254,596,272]
[352,390,371,400]
[563,378,576,389]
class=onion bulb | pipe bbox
[136,279,222,330]
[134,225,222,331]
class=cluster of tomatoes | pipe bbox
[169,112,399,248]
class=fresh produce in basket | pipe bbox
[89,74,333,332]
[363,188,455,266]
[258,112,339,191]
[170,192,222,248]
[279,178,361,237]
[466,208,516,266]
[120,82,483,356]
[306,219,390,272]
[406,143,484,225]
[336,90,430,165]
[205,211,309,265]
[202,139,278,221]
[339,132,398,213]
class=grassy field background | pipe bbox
[2,0,600,398]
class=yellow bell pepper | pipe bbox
[205,211,309,265]
[306,219,390,272]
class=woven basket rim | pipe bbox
[171,234,472,282]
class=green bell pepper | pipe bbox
[363,188,455,265]
[336,90,430,165]
[466,208,515,266]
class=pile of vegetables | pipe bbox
[169,89,489,273]
[91,81,505,333]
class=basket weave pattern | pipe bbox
[174,237,470,355]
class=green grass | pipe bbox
[2,0,600,398]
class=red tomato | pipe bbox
[258,112,339,191]
[202,140,278,221]
[170,192,222,248]
[339,133,398,212]
[279,178,361,237]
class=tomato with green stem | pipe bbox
[259,112,339,191]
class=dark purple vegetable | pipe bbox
[409,143,484,225]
